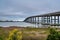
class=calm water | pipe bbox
[0,22,35,27]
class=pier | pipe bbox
[24,12,60,28]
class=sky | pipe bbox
[0,0,60,21]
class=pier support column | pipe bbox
[33,17,35,27]
[58,16,59,24]
[47,16,49,24]
[58,16,59,28]
[41,17,43,24]
[35,17,36,28]
[54,16,56,24]
[30,18,31,23]
[32,17,34,23]
[31,17,32,23]
[38,17,39,28]
[41,16,44,24]
[28,18,30,22]
[51,16,52,24]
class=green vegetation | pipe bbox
[47,28,60,40]
[0,27,60,40]
[7,29,22,40]
[0,28,8,40]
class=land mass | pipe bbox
[0,20,21,22]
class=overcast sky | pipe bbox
[0,0,60,21]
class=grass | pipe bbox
[0,27,60,40]
[22,27,49,40]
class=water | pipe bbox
[0,21,35,27]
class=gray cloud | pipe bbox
[0,0,60,21]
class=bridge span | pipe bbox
[24,12,60,28]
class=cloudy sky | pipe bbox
[0,0,60,21]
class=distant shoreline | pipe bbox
[0,21,23,22]
[0,26,25,28]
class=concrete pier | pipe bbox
[24,12,60,28]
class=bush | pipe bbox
[0,28,6,40]
[47,28,60,40]
[7,29,22,40]
[0,37,3,40]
